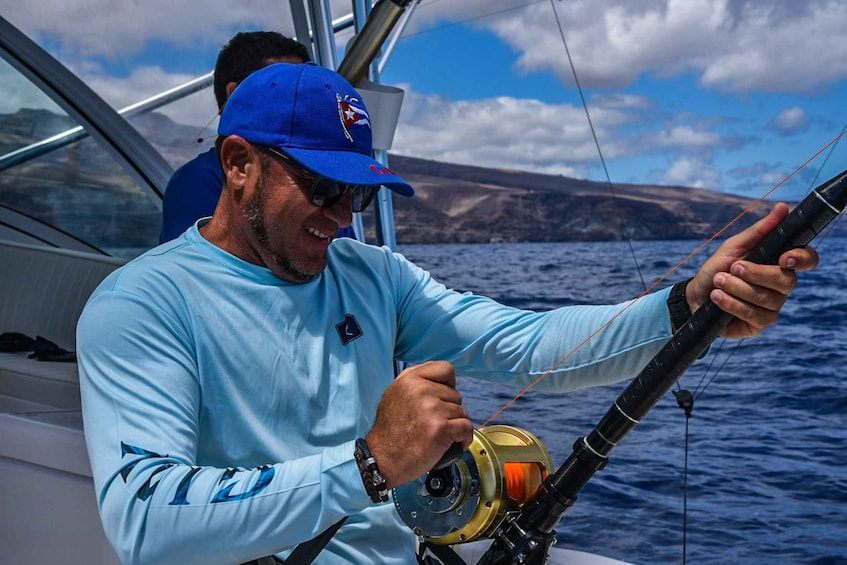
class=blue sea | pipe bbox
[397,237,847,565]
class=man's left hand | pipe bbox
[686,203,820,339]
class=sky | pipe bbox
[3,0,847,202]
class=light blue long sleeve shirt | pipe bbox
[77,223,673,564]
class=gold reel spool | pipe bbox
[392,425,554,545]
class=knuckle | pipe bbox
[779,270,797,291]
[741,302,758,323]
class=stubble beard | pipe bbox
[245,168,316,284]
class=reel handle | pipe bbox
[433,441,464,470]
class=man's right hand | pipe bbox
[365,361,474,489]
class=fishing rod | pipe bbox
[394,168,847,564]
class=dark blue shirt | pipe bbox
[160,148,223,243]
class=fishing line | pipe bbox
[691,340,740,402]
[677,390,693,565]
[805,119,847,190]
[482,128,847,427]
[801,120,847,251]
[485,0,656,427]
[548,0,647,292]
[685,338,725,396]
[675,331,732,401]
[192,109,221,144]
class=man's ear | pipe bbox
[225,81,239,100]
[220,136,255,187]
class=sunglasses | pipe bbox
[259,145,380,213]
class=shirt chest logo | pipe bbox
[336,314,363,345]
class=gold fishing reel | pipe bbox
[392,425,554,545]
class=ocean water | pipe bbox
[397,237,847,565]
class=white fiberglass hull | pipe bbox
[450,539,633,565]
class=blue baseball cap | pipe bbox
[218,62,414,197]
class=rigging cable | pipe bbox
[399,0,548,40]
[386,0,649,293]
[548,0,647,291]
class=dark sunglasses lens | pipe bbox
[310,178,379,213]
[310,178,344,208]
[352,186,379,213]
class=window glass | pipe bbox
[0,57,160,258]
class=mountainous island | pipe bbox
[2,108,830,248]
[381,155,787,244]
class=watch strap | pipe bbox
[354,438,389,503]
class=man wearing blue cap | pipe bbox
[77,62,818,564]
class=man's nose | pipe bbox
[323,191,354,228]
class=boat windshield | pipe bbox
[0,4,372,258]
[0,57,163,258]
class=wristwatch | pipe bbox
[667,278,692,332]
[354,438,389,503]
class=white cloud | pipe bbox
[699,2,847,93]
[389,87,652,177]
[654,125,722,148]
[5,1,847,98]
[3,0,842,192]
[78,65,216,124]
[768,107,809,136]
[2,1,297,59]
[0,60,63,114]
[408,0,847,94]
[388,84,732,180]
[661,156,721,188]
[760,170,788,187]
[9,0,847,95]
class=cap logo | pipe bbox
[368,164,396,175]
[337,93,371,143]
